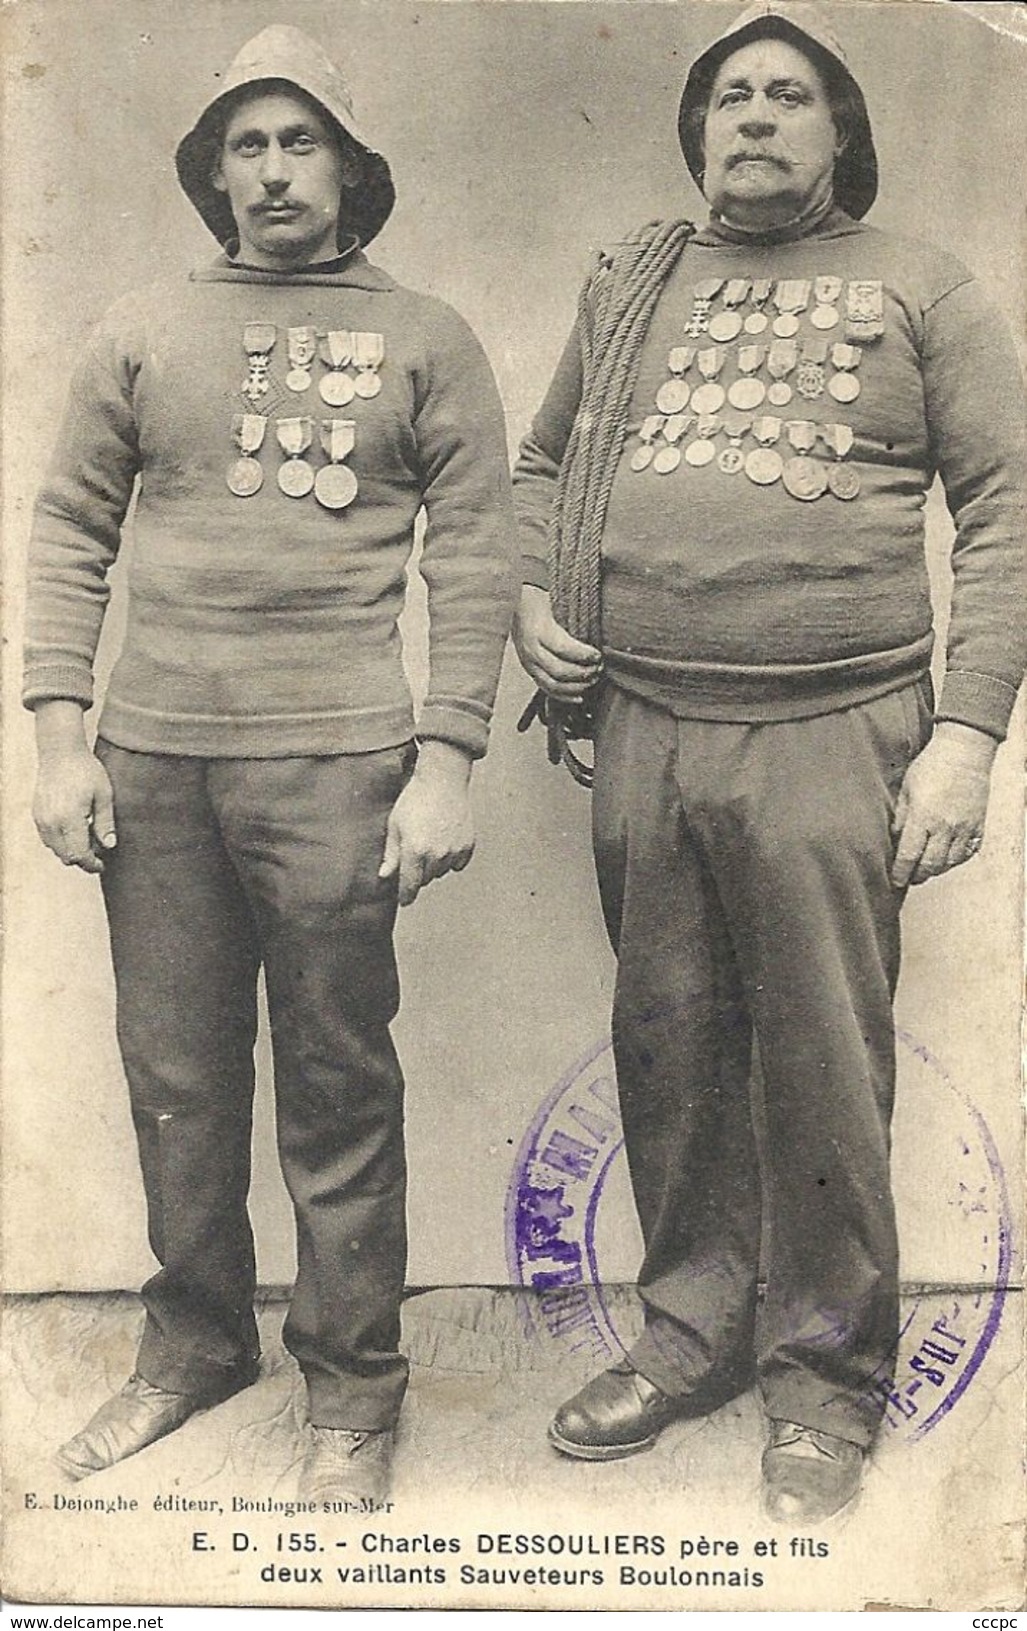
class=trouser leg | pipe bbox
[211,749,411,1430]
[681,684,932,1447]
[591,689,762,1399]
[96,743,261,1396]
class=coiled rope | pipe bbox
[548,217,697,648]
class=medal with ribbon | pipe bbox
[655,346,693,416]
[819,422,860,499]
[727,343,766,411]
[319,332,356,407]
[285,326,318,393]
[690,345,726,415]
[708,279,750,343]
[353,332,385,399]
[315,419,359,510]
[744,278,774,334]
[845,281,884,342]
[810,275,843,330]
[828,342,863,402]
[631,414,666,473]
[653,412,693,474]
[227,413,268,496]
[684,278,723,339]
[745,414,783,485]
[796,336,829,401]
[782,419,827,500]
[276,417,315,497]
[241,323,276,407]
[772,279,811,338]
[718,405,749,475]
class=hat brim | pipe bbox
[678,14,878,221]
[175,83,395,250]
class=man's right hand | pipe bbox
[32,701,116,874]
[512,584,603,701]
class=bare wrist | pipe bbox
[34,701,90,759]
[932,721,999,767]
[414,739,473,787]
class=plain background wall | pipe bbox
[2,0,1024,1292]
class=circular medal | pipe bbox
[689,382,726,416]
[810,304,840,330]
[684,438,717,467]
[708,311,743,343]
[286,368,313,393]
[782,456,828,501]
[767,381,793,407]
[653,445,682,474]
[772,313,801,338]
[320,371,356,407]
[314,464,359,510]
[227,456,263,497]
[745,447,783,485]
[655,379,690,415]
[828,372,861,403]
[727,377,766,411]
[631,444,655,472]
[354,372,382,400]
[718,446,745,474]
[277,459,316,498]
[827,464,861,500]
[743,312,769,334]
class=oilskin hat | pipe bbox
[175,25,395,250]
[678,0,878,220]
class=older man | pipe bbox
[513,1,1025,1520]
[24,25,515,1505]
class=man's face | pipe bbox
[701,38,842,227]
[213,89,358,268]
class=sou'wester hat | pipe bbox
[175,24,395,250]
[678,0,878,220]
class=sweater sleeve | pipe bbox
[412,304,518,759]
[22,301,143,710]
[923,277,1027,739]
[511,320,585,593]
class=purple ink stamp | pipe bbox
[507,1028,1014,1444]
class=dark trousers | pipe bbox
[95,742,413,1430]
[591,682,932,1447]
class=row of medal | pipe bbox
[653,336,862,418]
[681,276,885,343]
[241,322,385,409]
[629,411,861,501]
[227,415,360,509]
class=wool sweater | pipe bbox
[24,250,517,758]
[514,210,1027,738]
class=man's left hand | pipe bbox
[891,721,998,888]
[379,741,475,906]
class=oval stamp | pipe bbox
[506,1028,1014,1445]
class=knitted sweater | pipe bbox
[514,210,1027,738]
[24,250,517,759]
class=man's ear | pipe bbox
[212,156,227,195]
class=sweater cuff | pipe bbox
[417,698,492,760]
[22,663,95,711]
[521,553,550,593]
[936,669,1020,742]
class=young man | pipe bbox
[24,25,516,1505]
[513,0,1025,1521]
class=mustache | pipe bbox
[727,151,790,170]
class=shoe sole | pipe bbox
[547,1422,659,1462]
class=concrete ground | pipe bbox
[1,1286,1022,1611]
